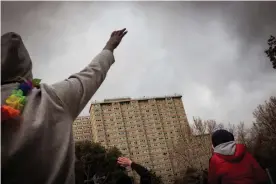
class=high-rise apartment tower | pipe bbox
[89,95,191,183]
[73,116,91,141]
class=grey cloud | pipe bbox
[1,1,276,125]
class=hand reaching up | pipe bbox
[104,28,128,52]
[117,157,132,168]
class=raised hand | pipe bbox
[117,157,132,167]
[104,28,128,52]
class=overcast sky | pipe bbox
[2,1,276,126]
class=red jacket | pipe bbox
[208,143,268,184]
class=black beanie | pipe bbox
[211,129,234,147]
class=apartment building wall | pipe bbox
[73,116,92,141]
[89,95,191,183]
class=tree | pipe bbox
[265,35,276,69]
[206,120,218,134]
[250,96,276,168]
[175,117,212,179]
[174,167,208,184]
[253,96,276,138]
[192,117,207,135]
[149,171,164,184]
[75,140,126,184]
[217,123,224,130]
[227,122,237,138]
[236,122,248,144]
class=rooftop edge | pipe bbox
[90,94,182,105]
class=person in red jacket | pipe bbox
[208,129,268,184]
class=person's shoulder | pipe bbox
[211,153,225,165]
[236,143,246,149]
[39,83,63,101]
[31,83,70,114]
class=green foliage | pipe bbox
[75,140,127,184]
[265,35,276,69]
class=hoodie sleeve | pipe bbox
[51,49,114,119]
[208,156,221,184]
[246,152,268,184]
[131,162,151,180]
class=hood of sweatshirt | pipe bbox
[1,32,33,85]
[214,141,246,162]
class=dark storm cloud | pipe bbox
[1,1,275,125]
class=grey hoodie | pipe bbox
[1,32,115,184]
[213,141,236,156]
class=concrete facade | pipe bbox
[72,95,212,183]
[89,95,191,183]
[73,116,91,141]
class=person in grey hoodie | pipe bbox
[1,28,127,184]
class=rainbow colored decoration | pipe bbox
[1,78,41,121]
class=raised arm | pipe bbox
[131,162,151,178]
[51,29,127,119]
[117,157,151,179]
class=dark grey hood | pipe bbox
[1,32,33,84]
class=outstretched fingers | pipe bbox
[105,28,127,51]
[121,30,128,38]
[118,28,127,38]
[111,28,127,38]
